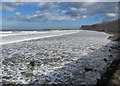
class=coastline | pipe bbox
[80,28,120,85]
[1,30,113,85]
[97,31,120,86]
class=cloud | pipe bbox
[65,2,117,16]
[37,2,59,10]
[103,13,118,22]
[2,0,120,2]
[66,7,86,16]
[8,10,76,22]
[1,2,24,11]
[6,2,118,22]
[64,2,118,21]
[2,6,15,11]
[15,12,21,16]
[83,15,87,18]
[106,13,116,17]
[35,10,41,14]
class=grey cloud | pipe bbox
[2,5,15,11]
[103,16,116,22]
[65,2,118,16]
[7,10,76,22]
[64,2,118,21]
[1,2,24,11]
[37,2,59,10]
[6,2,118,22]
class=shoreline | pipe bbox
[82,29,120,86]
[97,33,120,86]
[1,30,112,85]
[1,29,119,85]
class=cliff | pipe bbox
[80,19,119,34]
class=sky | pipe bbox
[1,2,118,30]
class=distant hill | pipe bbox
[80,19,119,34]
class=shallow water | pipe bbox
[0,30,79,45]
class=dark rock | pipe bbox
[118,45,120,48]
[89,48,95,50]
[109,55,113,57]
[2,76,12,79]
[105,45,107,47]
[84,68,93,72]
[110,46,113,48]
[103,58,107,62]
[29,61,35,66]
[109,49,111,52]
[110,45,117,49]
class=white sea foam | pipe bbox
[0,31,51,37]
[1,30,117,84]
[0,30,80,45]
